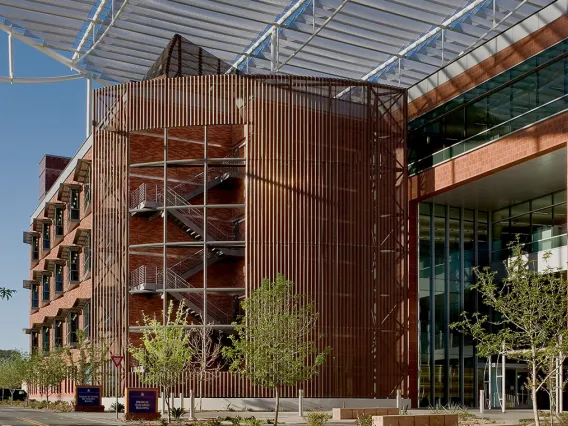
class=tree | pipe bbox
[188,324,224,411]
[452,237,568,426]
[0,288,15,300]
[29,349,67,405]
[65,329,110,386]
[0,351,26,403]
[128,300,193,424]
[223,274,330,426]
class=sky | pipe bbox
[0,33,87,351]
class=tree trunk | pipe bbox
[165,387,171,424]
[199,370,204,411]
[533,360,540,426]
[274,385,280,426]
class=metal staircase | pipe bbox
[129,165,244,325]
[129,264,231,324]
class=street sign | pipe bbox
[111,355,124,368]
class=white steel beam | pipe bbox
[72,0,108,61]
[7,29,13,82]
[0,74,84,83]
[73,0,131,65]
[228,0,310,72]
[360,0,487,81]
[277,0,350,72]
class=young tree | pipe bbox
[452,237,568,426]
[188,324,224,411]
[0,351,27,403]
[65,329,110,386]
[30,349,67,405]
[223,274,330,426]
[128,300,193,424]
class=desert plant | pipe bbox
[110,401,124,413]
[357,414,373,426]
[243,418,263,426]
[304,411,332,426]
[170,406,186,419]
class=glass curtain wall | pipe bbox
[418,203,489,407]
[492,190,567,260]
[409,39,568,174]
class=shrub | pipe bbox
[110,401,125,413]
[357,414,373,426]
[304,411,332,426]
[243,417,263,426]
[170,407,186,419]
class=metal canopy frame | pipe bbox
[0,0,555,88]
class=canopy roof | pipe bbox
[0,0,554,87]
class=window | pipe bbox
[83,234,91,276]
[55,264,64,293]
[70,189,80,221]
[67,313,79,346]
[31,285,39,309]
[55,208,64,237]
[69,251,80,283]
[42,327,50,352]
[84,168,91,212]
[31,236,39,261]
[31,332,38,353]
[54,321,63,347]
[42,274,50,302]
[42,222,50,250]
[83,303,90,339]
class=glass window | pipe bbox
[31,236,39,261]
[84,168,91,211]
[31,285,39,309]
[55,264,64,293]
[83,303,90,339]
[42,274,50,302]
[408,40,568,174]
[42,327,50,352]
[55,208,64,237]
[42,222,50,250]
[83,234,91,276]
[67,313,79,346]
[70,189,80,221]
[70,251,80,283]
[553,204,567,236]
[54,321,63,347]
[31,332,38,353]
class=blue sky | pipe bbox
[0,34,87,351]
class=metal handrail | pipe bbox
[129,264,229,323]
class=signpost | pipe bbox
[111,355,123,419]
[74,385,103,412]
[125,387,160,421]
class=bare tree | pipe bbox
[188,325,224,411]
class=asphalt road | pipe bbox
[0,406,121,426]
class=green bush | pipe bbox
[243,417,263,426]
[170,406,186,419]
[304,411,332,426]
[110,401,125,413]
[357,414,373,426]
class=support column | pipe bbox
[86,78,93,138]
[8,29,13,83]
[270,31,278,72]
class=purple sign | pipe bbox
[128,389,158,414]
[76,387,101,407]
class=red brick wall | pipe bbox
[409,15,568,120]
[409,111,568,201]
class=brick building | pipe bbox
[17,0,568,409]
